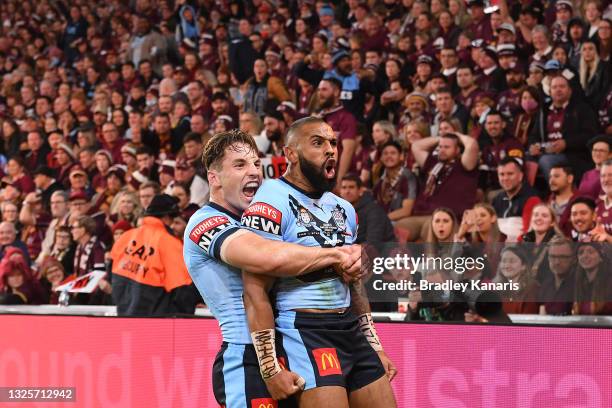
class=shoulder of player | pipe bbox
[324,192,356,219]
[185,206,235,242]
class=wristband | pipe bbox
[358,313,383,352]
[251,329,282,380]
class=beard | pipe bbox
[267,129,282,142]
[318,95,335,110]
[299,154,336,194]
[507,78,522,89]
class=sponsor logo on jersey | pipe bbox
[189,215,231,253]
[250,398,277,408]
[242,202,282,235]
[312,348,342,376]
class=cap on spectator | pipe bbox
[416,54,434,66]
[95,149,113,164]
[211,91,228,102]
[334,36,351,51]
[107,164,127,180]
[470,39,485,49]
[121,145,137,158]
[497,43,516,57]
[57,143,76,161]
[482,46,498,61]
[144,194,180,217]
[181,38,197,51]
[544,59,562,71]
[529,61,545,73]
[433,37,445,50]
[175,157,193,170]
[406,92,430,109]
[201,33,217,47]
[331,49,349,65]
[363,63,379,72]
[521,4,542,17]
[111,220,133,235]
[93,105,107,115]
[587,134,612,151]
[33,166,55,178]
[319,5,334,17]
[497,23,516,35]
[277,101,297,117]
[161,160,176,176]
[215,115,234,128]
[265,44,282,58]
[556,0,573,12]
[129,170,149,190]
[69,166,87,178]
[69,191,89,202]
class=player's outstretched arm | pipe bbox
[350,280,398,381]
[220,230,360,278]
[243,271,305,400]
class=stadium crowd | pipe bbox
[0,0,611,320]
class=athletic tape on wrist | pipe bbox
[251,329,282,380]
[358,313,384,352]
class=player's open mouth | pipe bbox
[324,159,336,179]
[242,181,259,198]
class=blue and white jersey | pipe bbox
[183,203,251,344]
[241,177,358,311]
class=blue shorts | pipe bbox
[275,309,386,392]
[212,342,297,408]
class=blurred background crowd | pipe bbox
[0,0,610,320]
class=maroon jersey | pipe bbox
[496,89,522,123]
[73,236,106,277]
[320,106,357,168]
[413,153,478,218]
[546,105,567,144]
[456,87,481,113]
[467,16,493,43]
[595,198,612,235]
[480,135,525,190]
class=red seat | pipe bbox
[524,161,538,186]
[394,226,411,244]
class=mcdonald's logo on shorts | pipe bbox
[312,348,342,376]
[250,398,277,408]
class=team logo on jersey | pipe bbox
[242,202,282,235]
[312,348,342,376]
[289,195,349,246]
[250,398,277,408]
[189,215,231,254]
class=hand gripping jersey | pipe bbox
[183,203,251,344]
[241,177,358,311]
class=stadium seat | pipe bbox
[524,161,538,186]
[394,226,411,244]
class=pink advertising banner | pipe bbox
[0,315,610,408]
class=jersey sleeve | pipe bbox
[185,213,240,261]
[241,180,288,241]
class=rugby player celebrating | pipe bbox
[242,117,397,408]
[183,130,362,408]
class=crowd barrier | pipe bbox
[1,308,611,408]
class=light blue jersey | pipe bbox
[183,203,251,344]
[241,177,357,311]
